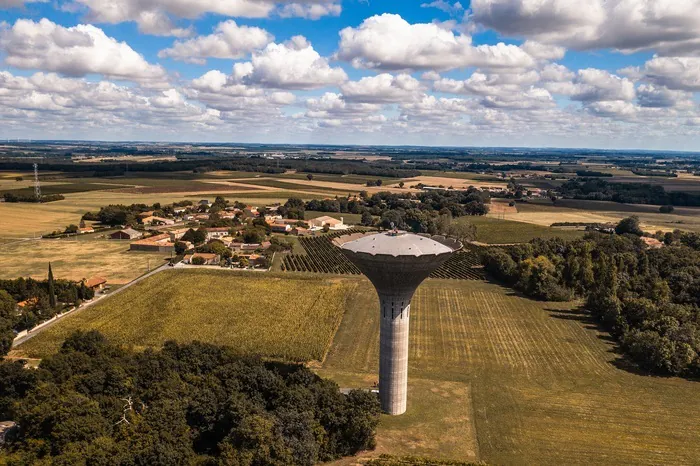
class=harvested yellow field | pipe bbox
[0,236,167,284]
[393,175,507,190]
[17,270,356,362]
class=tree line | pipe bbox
[559,178,700,206]
[482,224,700,377]
[0,332,381,464]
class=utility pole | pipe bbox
[33,163,41,200]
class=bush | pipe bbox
[191,256,206,265]
[659,205,675,214]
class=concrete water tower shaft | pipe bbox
[334,230,461,415]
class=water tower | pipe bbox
[334,230,461,415]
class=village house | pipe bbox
[84,276,107,292]
[291,226,311,236]
[308,215,346,230]
[140,216,175,226]
[137,211,155,220]
[230,241,271,253]
[206,227,230,240]
[110,228,143,240]
[168,228,190,241]
[130,233,175,252]
[173,207,188,214]
[641,237,664,249]
[78,226,95,234]
[183,252,221,265]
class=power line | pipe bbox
[33,163,41,200]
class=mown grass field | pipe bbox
[319,279,700,465]
[0,236,168,284]
[460,216,586,243]
[17,270,356,362]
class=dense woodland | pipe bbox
[289,189,489,234]
[559,178,700,206]
[0,332,381,464]
[482,224,700,377]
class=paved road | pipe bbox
[12,264,170,348]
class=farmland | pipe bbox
[280,232,486,279]
[16,270,355,362]
[0,235,168,284]
[319,279,700,464]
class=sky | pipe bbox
[1,0,700,150]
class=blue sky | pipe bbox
[0,0,699,149]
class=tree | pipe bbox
[659,205,675,214]
[64,224,79,234]
[0,291,17,356]
[181,228,206,245]
[361,211,374,226]
[174,241,188,255]
[48,263,57,309]
[306,173,313,181]
[398,181,404,188]
[14,176,22,181]
[243,228,265,244]
[615,216,643,236]
[191,256,206,265]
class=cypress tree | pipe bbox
[48,263,57,309]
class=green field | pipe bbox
[17,270,356,362]
[320,279,700,464]
[304,210,364,224]
[461,216,586,243]
[18,269,700,464]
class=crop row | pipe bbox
[282,233,487,280]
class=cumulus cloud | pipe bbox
[622,57,700,92]
[72,0,342,36]
[636,84,693,108]
[542,68,636,103]
[336,14,535,71]
[0,19,168,86]
[234,36,347,90]
[340,73,424,103]
[470,0,700,55]
[158,20,273,64]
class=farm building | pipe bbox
[78,226,95,234]
[271,223,292,233]
[308,216,347,230]
[183,253,221,265]
[130,234,175,252]
[292,227,311,236]
[84,276,107,292]
[110,228,143,240]
[137,211,155,219]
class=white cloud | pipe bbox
[543,68,636,103]
[158,20,273,64]
[622,57,700,92]
[636,84,693,108]
[235,36,347,90]
[521,41,566,61]
[278,2,341,19]
[420,1,464,16]
[470,0,700,55]
[340,73,424,103]
[73,0,343,36]
[337,14,535,71]
[0,19,168,86]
